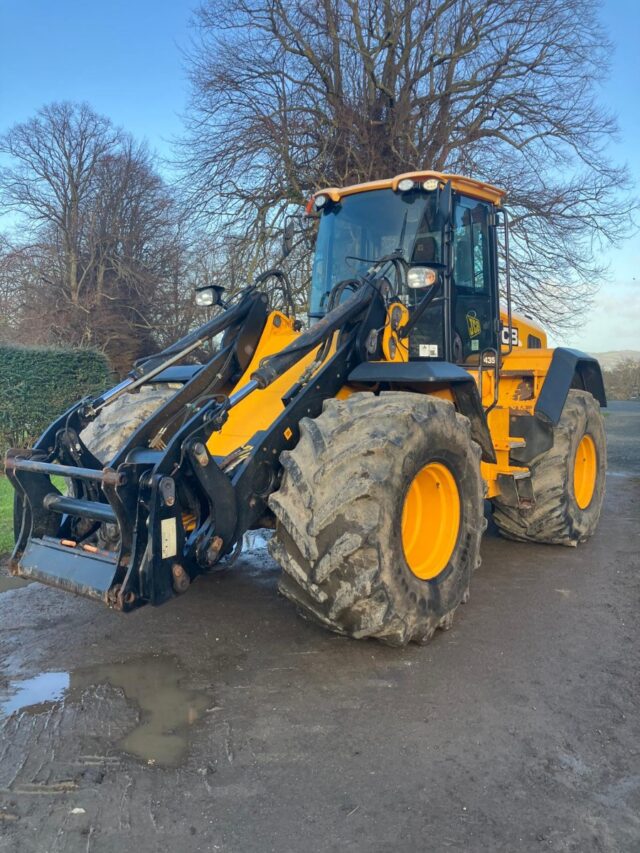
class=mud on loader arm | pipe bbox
[5,278,379,611]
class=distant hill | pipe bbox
[591,352,640,400]
[591,351,640,370]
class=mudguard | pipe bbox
[535,348,606,425]
[348,361,497,463]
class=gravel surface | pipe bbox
[0,402,638,852]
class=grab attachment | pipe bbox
[5,447,141,608]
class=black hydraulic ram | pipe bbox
[89,288,261,415]
[251,272,376,390]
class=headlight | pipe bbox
[407,267,438,289]
[195,287,215,306]
[422,178,439,191]
[397,178,415,192]
[314,194,329,210]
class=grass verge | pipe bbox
[0,475,14,556]
[1,475,71,557]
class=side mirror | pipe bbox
[283,219,296,258]
[438,179,453,223]
[195,284,227,308]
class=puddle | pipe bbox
[0,574,31,593]
[1,671,69,715]
[1,655,211,767]
[74,656,210,766]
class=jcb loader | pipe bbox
[5,172,607,645]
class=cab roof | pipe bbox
[312,170,506,207]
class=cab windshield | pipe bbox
[309,188,443,318]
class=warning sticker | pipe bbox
[161,517,177,559]
[419,344,439,357]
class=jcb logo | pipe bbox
[466,311,481,338]
[501,326,520,347]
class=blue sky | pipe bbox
[0,0,638,352]
[0,0,192,158]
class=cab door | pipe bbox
[451,197,498,364]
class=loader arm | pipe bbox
[5,272,383,610]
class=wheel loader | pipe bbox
[5,171,607,646]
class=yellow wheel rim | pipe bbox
[573,433,597,509]
[401,462,461,580]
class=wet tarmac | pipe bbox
[0,402,638,852]
[0,575,29,595]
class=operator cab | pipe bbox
[308,172,506,365]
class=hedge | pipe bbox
[0,344,113,462]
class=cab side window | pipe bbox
[453,201,490,292]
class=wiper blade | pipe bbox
[395,210,408,254]
[345,254,377,265]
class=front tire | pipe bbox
[78,385,176,547]
[268,392,484,646]
[491,390,606,545]
[80,385,176,463]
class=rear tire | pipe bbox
[491,390,606,545]
[268,392,484,646]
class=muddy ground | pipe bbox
[0,402,638,853]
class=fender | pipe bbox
[535,348,606,425]
[348,361,497,463]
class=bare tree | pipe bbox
[603,358,640,400]
[181,0,635,328]
[0,236,59,346]
[0,102,119,306]
[0,235,23,340]
[78,140,184,371]
[0,103,200,373]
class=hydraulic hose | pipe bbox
[251,284,372,389]
[134,289,259,373]
[251,250,405,389]
[90,291,262,414]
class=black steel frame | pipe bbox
[5,280,373,610]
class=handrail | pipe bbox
[502,208,514,357]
